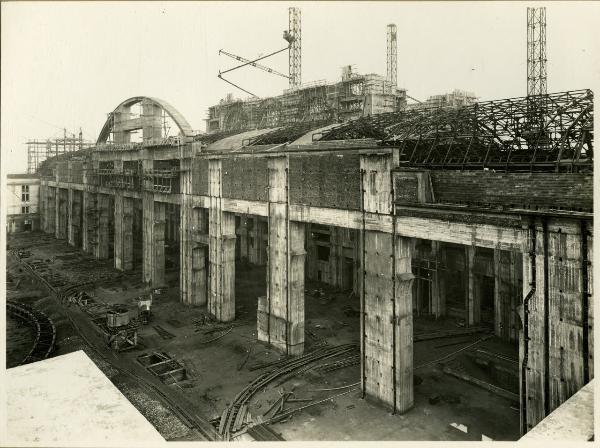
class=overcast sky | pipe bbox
[2,1,599,173]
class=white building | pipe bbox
[6,173,40,233]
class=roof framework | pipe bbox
[316,89,593,172]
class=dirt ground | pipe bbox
[6,231,520,441]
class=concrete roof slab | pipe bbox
[4,350,164,447]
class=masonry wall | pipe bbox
[430,172,593,211]
[192,159,209,196]
[289,152,361,210]
[222,157,268,201]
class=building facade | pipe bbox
[6,173,40,233]
[33,90,594,436]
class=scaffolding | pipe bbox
[206,71,408,133]
[26,131,93,174]
[143,169,180,194]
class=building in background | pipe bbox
[408,89,478,110]
[206,67,408,133]
[6,173,40,233]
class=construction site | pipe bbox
[5,5,594,443]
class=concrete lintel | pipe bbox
[222,198,268,217]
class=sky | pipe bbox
[2,1,599,174]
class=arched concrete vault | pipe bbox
[96,96,194,144]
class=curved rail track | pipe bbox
[7,301,57,365]
[218,343,358,440]
[9,251,219,441]
[10,250,289,441]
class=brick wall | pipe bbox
[192,159,209,196]
[289,153,361,210]
[222,157,268,201]
[394,172,419,204]
[430,171,593,211]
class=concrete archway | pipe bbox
[96,96,194,144]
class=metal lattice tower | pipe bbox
[386,24,397,88]
[288,7,301,89]
[527,7,547,96]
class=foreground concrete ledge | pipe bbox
[3,350,165,447]
[520,379,594,441]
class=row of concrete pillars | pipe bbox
[38,156,592,429]
[39,183,523,417]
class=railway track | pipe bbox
[218,343,358,440]
[9,251,219,441]
[9,249,288,441]
[6,301,56,365]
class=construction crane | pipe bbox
[218,45,290,97]
[217,8,301,97]
[288,7,301,88]
[219,49,290,79]
[527,7,547,97]
[525,7,548,145]
[386,24,397,88]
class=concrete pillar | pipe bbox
[54,170,60,239]
[494,249,521,342]
[207,159,236,321]
[142,99,162,143]
[112,160,132,271]
[49,187,56,235]
[192,242,208,305]
[68,190,82,247]
[82,191,94,254]
[95,193,110,259]
[330,227,340,288]
[258,156,306,355]
[114,195,134,271]
[55,188,65,240]
[362,231,414,413]
[142,191,154,284]
[112,106,131,145]
[360,152,413,413]
[44,185,56,234]
[153,202,166,287]
[181,198,208,305]
[520,218,593,433]
[81,162,89,252]
[67,189,73,244]
[430,241,445,318]
[394,236,415,413]
[465,245,480,326]
[39,184,46,232]
[141,195,166,286]
[180,152,207,305]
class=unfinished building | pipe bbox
[206,68,408,133]
[9,85,590,440]
[5,4,594,442]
